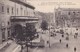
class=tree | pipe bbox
[26,23,36,40]
[41,20,48,30]
[12,24,25,52]
[12,24,37,52]
[25,23,37,49]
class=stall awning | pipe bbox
[10,16,39,22]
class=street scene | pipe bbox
[0,0,80,52]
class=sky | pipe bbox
[27,0,80,13]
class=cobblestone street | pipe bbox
[31,31,80,52]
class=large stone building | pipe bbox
[0,0,38,44]
[55,8,80,28]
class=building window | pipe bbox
[8,22,9,25]
[17,8,18,15]
[12,7,14,14]
[58,11,61,15]
[73,12,75,15]
[78,12,80,13]
[8,31,10,39]
[27,11,28,16]
[2,28,5,42]
[24,10,25,15]
[68,12,70,15]
[7,7,9,14]
[2,6,4,12]
[34,12,35,15]
[21,7,23,15]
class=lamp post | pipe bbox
[48,21,51,48]
[49,27,50,48]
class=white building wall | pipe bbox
[0,0,35,43]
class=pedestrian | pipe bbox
[47,41,49,44]
[74,47,76,52]
[74,35,75,38]
[21,45,23,52]
[66,43,68,48]
[62,34,64,37]
[59,39,61,43]
[74,35,77,38]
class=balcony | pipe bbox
[10,0,35,9]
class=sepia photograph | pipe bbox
[0,0,80,52]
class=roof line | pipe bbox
[10,0,35,9]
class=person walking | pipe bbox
[59,39,61,43]
[47,41,49,44]
[66,43,68,48]
[74,47,76,52]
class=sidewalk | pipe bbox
[12,45,21,52]
[3,40,19,52]
[0,40,13,50]
[0,39,21,52]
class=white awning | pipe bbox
[32,38,40,42]
[26,21,38,23]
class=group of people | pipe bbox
[59,33,77,52]
[59,39,77,52]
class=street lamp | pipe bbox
[49,25,50,48]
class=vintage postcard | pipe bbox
[0,0,79,52]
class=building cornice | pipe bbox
[56,8,80,11]
[10,0,35,9]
